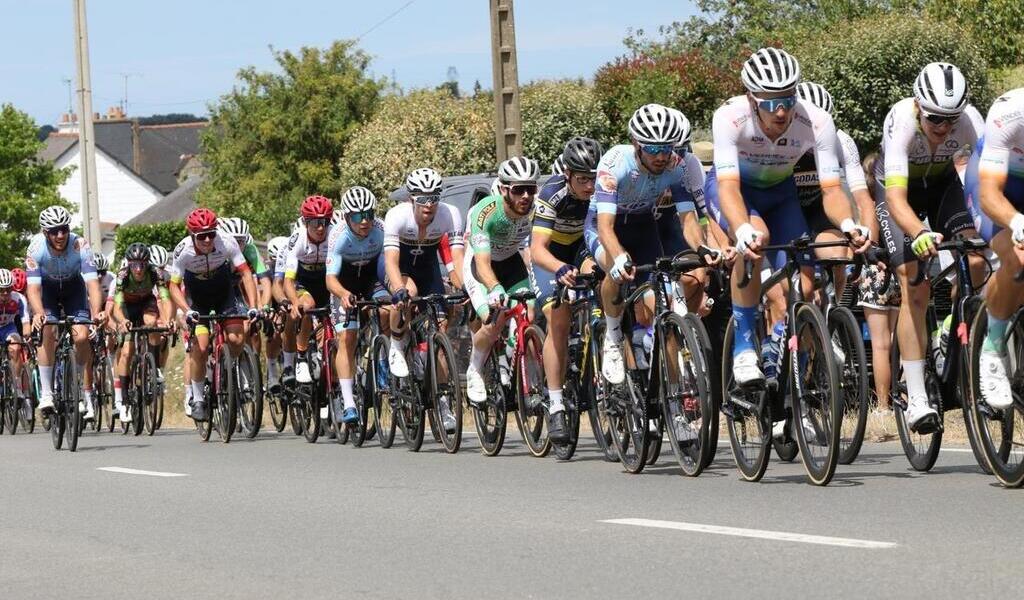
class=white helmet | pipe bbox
[797,82,834,115]
[914,62,968,116]
[0,269,13,288]
[93,253,110,271]
[550,156,565,176]
[341,186,377,213]
[497,156,540,184]
[149,244,169,268]
[217,217,252,246]
[741,47,801,94]
[406,168,443,195]
[331,210,343,227]
[628,103,683,145]
[668,108,692,148]
[39,205,71,230]
[267,236,289,262]
[490,178,501,196]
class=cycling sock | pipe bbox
[190,380,205,403]
[267,360,280,382]
[391,334,407,351]
[283,351,296,368]
[605,313,623,343]
[983,315,1009,353]
[732,304,758,354]
[113,382,123,407]
[39,366,53,397]
[547,388,564,414]
[340,379,355,410]
[469,346,486,371]
[901,359,927,401]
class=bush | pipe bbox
[795,14,995,150]
[593,50,742,136]
[114,222,187,264]
[520,80,612,166]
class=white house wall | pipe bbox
[56,148,163,227]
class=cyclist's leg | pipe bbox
[188,325,211,418]
[803,199,850,299]
[6,333,24,398]
[463,248,517,402]
[535,255,572,415]
[858,266,901,409]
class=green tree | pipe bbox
[113,222,187,264]
[924,0,1024,69]
[520,80,612,166]
[796,14,995,149]
[198,40,384,237]
[0,104,72,268]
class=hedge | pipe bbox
[113,222,188,264]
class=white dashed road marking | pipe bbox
[97,467,188,478]
[601,518,897,549]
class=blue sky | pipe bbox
[0,0,697,126]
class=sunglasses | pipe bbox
[305,217,329,228]
[506,184,538,197]
[923,112,960,126]
[571,174,596,185]
[412,194,441,206]
[128,260,147,269]
[46,225,70,236]
[192,230,217,242]
[348,210,375,224]
[640,143,674,156]
[753,94,798,113]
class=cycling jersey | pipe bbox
[382,201,463,295]
[241,242,270,279]
[793,129,868,235]
[594,144,692,216]
[965,88,1024,241]
[877,97,984,190]
[654,152,706,219]
[114,265,169,306]
[325,220,385,300]
[0,292,29,328]
[25,232,97,321]
[467,195,532,261]
[534,174,591,251]
[169,235,250,316]
[98,271,114,299]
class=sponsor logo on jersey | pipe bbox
[751,135,766,146]
[597,170,617,191]
[945,139,960,150]
[778,138,787,146]
[475,202,496,228]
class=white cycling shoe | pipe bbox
[979,350,1014,410]
[295,361,312,384]
[732,349,765,386]
[465,364,487,406]
[601,336,625,384]
[905,395,938,431]
[388,342,409,378]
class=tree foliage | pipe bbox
[520,80,612,166]
[0,104,72,268]
[137,113,208,126]
[924,0,1024,70]
[198,41,384,238]
[113,222,187,264]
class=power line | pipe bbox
[356,0,416,41]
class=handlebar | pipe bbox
[909,237,988,287]
[551,270,605,309]
[484,289,536,325]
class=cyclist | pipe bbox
[265,235,290,393]
[964,87,1024,407]
[110,243,172,424]
[25,206,107,418]
[463,156,540,405]
[325,186,389,424]
[0,269,30,410]
[531,137,602,441]
[704,47,869,388]
[283,195,335,390]
[168,208,258,422]
[875,62,985,431]
[585,103,719,386]
[382,168,464,384]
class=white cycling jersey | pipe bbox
[712,95,843,189]
[793,129,867,194]
[978,87,1024,179]
[169,235,247,285]
[879,97,984,189]
[383,201,465,254]
[283,228,333,280]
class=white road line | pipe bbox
[601,518,897,549]
[97,467,188,478]
[939,448,974,453]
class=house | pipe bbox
[38,108,207,255]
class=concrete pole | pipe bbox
[489,0,522,163]
[73,0,102,246]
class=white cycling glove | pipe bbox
[1010,213,1024,245]
[735,223,763,255]
[610,253,631,282]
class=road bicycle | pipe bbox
[36,317,95,452]
[0,339,32,435]
[90,327,114,433]
[288,306,337,444]
[119,325,171,436]
[187,313,254,443]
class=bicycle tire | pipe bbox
[789,304,842,485]
[955,297,991,473]
[610,366,650,474]
[684,312,719,470]
[99,357,115,433]
[430,331,463,454]
[346,327,373,447]
[372,335,397,448]
[267,388,288,433]
[129,356,145,437]
[890,320,943,472]
[393,343,425,452]
[215,351,238,443]
[472,349,507,456]
[514,324,551,458]
[967,307,1024,487]
[827,307,869,464]
[722,317,771,481]
[64,357,82,452]
[89,359,102,433]
[660,313,712,477]
[237,346,262,439]
[3,362,16,435]
[586,320,619,462]
[142,351,159,436]
[553,395,581,461]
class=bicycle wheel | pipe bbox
[372,335,397,448]
[97,358,114,433]
[553,390,581,461]
[789,304,842,485]
[472,349,508,456]
[685,312,719,470]
[829,307,869,464]
[430,331,463,454]
[891,316,943,471]
[63,357,82,452]
[392,344,425,452]
[967,307,1024,487]
[142,352,159,436]
[3,363,16,435]
[215,351,238,443]
[236,346,262,439]
[514,324,551,458]
[955,297,991,473]
[610,365,650,474]
[89,360,102,433]
[267,386,288,432]
[50,368,65,451]
[197,380,212,442]
[586,320,619,462]
[130,357,146,437]
[660,313,712,477]
[346,328,373,447]
[722,317,771,481]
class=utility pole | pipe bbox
[489,0,522,163]
[72,0,101,247]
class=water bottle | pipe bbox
[861,320,871,342]
[932,314,952,374]
[412,342,427,380]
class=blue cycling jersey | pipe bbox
[325,219,385,277]
[593,144,693,216]
[25,232,98,286]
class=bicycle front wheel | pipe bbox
[891,318,943,471]
[430,331,463,454]
[372,335,397,448]
[586,320,619,462]
[514,324,551,458]
[722,317,771,481]
[63,358,82,452]
[2,362,16,435]
[829,307,869,465]
[215,352,238,443]
[659,313,712,477]
[790,304,842,485]
[142,352,159,436]
[472,350,507,456]
[236,346,262,439]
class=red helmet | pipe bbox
[300,195,333,219]
[186,208,218,233]
[10,268,26,293]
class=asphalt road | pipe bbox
[0,426,1017,599]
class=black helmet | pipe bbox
[561,136,603,174]
[125,242,150,262]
